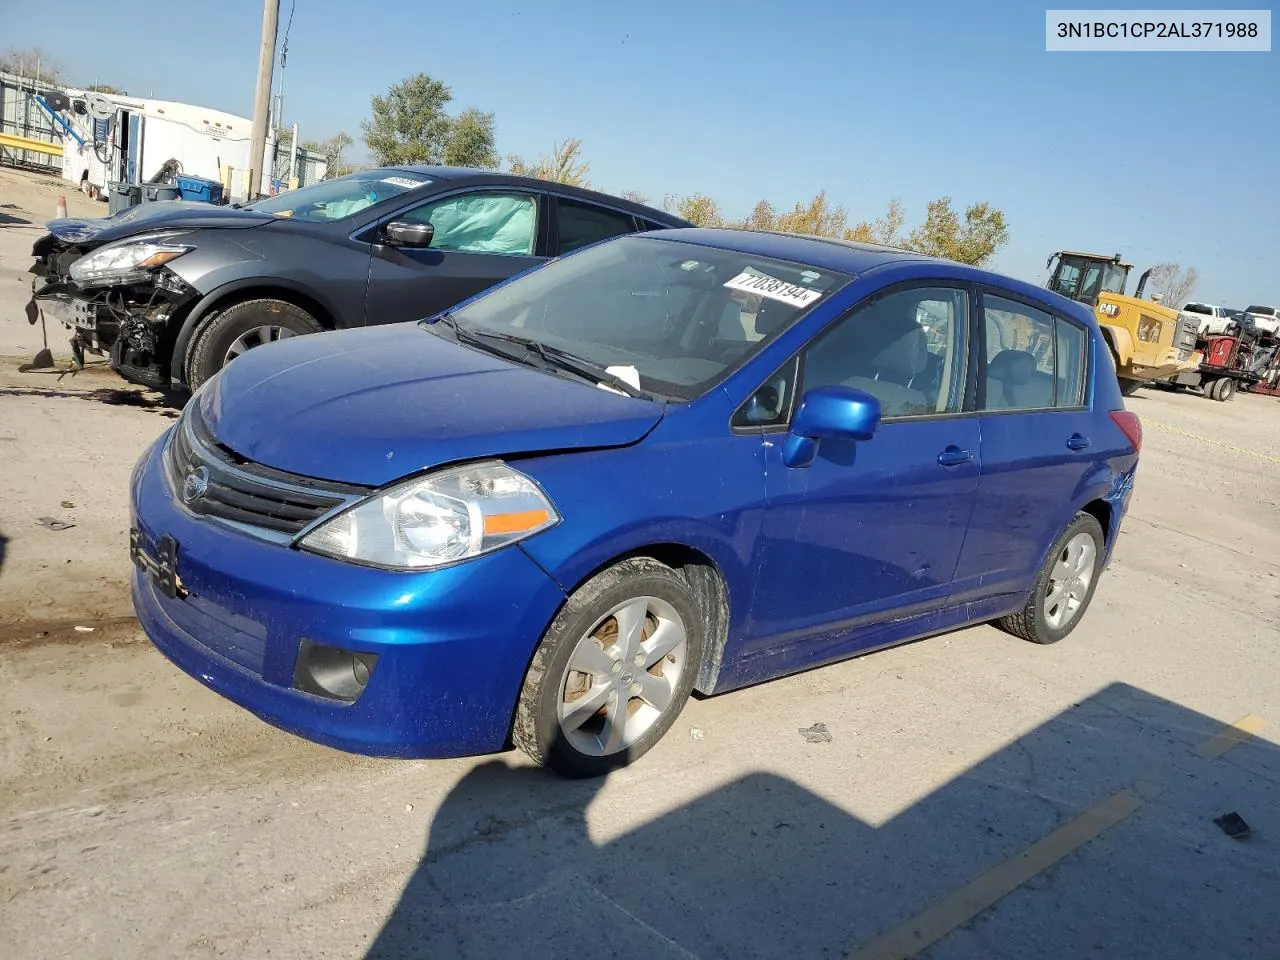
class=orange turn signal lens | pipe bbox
[482,509,552,536]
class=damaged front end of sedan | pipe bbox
[28,226,200,389]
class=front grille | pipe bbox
[166,405,368,538]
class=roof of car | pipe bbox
[384,165,688,226]
[647,228,1096,322]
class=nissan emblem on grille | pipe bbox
[182,466,210,504]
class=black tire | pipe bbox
[1118,378,1144,397]
[185,298,322,390]
[513,557,705,778]
[996,512,1106,645]
[1219,377,1236,401]
[1200,377,1218,399]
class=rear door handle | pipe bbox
[937,446,974,467]
[1066,434,1091,451]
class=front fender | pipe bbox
[167,276,346,384]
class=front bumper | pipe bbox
[130,433,568,758]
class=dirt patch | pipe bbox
[0,384,181,414]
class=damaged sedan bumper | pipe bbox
[28,271,197,388]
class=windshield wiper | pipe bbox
[428,315,651,399]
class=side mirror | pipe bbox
[384,219,434,248]
[781,386,881,468]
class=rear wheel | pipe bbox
[1201,377,1220,399]
[1218,377,1236,401]
[513,557,704,778]
[185,298,323,390]
[996,512,1105,645]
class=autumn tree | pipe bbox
[1143,263,1197,306]
[507,138,589,186]
[362,73,497,168]
[621,190,649,205]
[737,199,778,232]
[904,198,1008,266]
[848,198,906,246]
[663,193,725,227]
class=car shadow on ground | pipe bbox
[365,682,1277,960]
[0,531,7,581]
[0,211,33,226]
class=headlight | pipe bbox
[69,237,193,285]
[298,462,559,570]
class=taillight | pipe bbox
[1110,410,1142,453]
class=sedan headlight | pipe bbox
[298,462,559,570]
[69,237,193,285]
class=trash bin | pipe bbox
[176,175,224,204]
[141,184,181,203]
[108,182,141,216]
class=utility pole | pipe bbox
[248,0,280,201]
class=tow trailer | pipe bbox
[1168,322,1279,401]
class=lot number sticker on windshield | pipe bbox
[381,176,426,189]
[723,271,821,307]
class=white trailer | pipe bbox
[58,90,276,201]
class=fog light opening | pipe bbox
[293,640,379,703]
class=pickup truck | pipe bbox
[1243,305,1280,336]
[1179,302,1235,335]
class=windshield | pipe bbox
[434,236,850,401]
[1100,263,1128,295]
[1245,305,1277,317]
[245,170,431,221]
[1183,303,1212,314]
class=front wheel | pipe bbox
[513,557,705,778]
[1118,378,1144,397]
[184,298,323,390]
[996,512,1105,645]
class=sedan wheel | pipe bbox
[997,512,1105,645]
[557,596,688,757]
[513,557,705,777]
[1042,532,1097,630]
[224,324,298,363]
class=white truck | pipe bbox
[1179,302,1235,336]
[1243,305,1280,336]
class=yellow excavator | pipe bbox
[1046,251,1201,395]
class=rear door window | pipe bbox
[555,199,638,255]
[982,294,1089,410]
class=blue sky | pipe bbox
[8,0,1277,304]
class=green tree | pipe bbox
[663,193,725,227]
[905,198,1009,266]
[508,138,590,186]
[303,131,356,178]
[362,73,497,168]
[444,108,498,168]
[88,83,127,95]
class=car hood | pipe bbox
[198,324,665,487]
[42,202,273,249]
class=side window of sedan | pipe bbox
[556,200,638,255]
[800,286,969,418]
[401,192,537,255]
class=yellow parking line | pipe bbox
[1142,417,1280,465]
[850,715,1265,960]
[1195,714,1266,760]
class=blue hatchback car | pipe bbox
[130,229,1141,776]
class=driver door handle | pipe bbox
[937,446,974,467]
[1066,434,1091,451]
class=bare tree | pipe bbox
[0,47,63,81]
[620,190,649,205]
[1143,263,1198,307]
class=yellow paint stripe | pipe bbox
[852,789,1145,960]
[1195,714,1265,760]
[850,715,1265,960]
[1142,417,1280,465]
